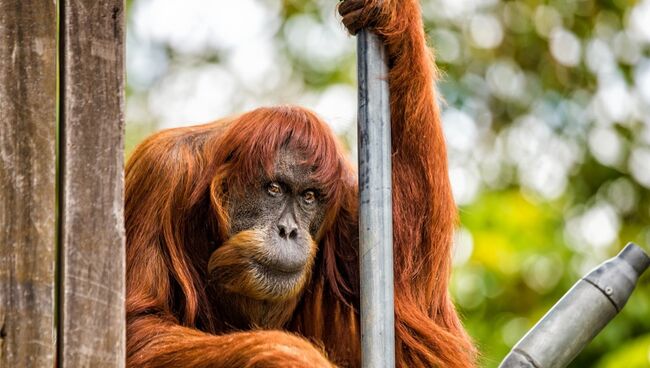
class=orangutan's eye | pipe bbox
[267,182,283,197]
[302,190,316,205]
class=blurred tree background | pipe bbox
[124,0,650,366]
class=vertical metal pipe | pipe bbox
[500,243,650,368]
[357,29,396,368]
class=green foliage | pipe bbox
[455,191,650,367]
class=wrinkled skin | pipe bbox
[226,147,327,244]
[207,147,327,329]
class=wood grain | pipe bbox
[0,1,57,366]
[59,0,126,366]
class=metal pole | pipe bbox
[357,29,395,368]
[500,243,650,368]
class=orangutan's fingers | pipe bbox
[341,8,364,35]
[338,0,364,17]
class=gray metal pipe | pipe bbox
[357,29,396,368]
[500,242,650,368]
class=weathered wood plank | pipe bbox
[59,0,126,366]
[0,1,57,367]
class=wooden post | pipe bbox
[357,29,396,368]
[58,0,126,366]
[0,1,57,366]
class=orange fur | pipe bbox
[125,0,476,366]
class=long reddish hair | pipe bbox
[126,0,477,365]
[125,106,358,332]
